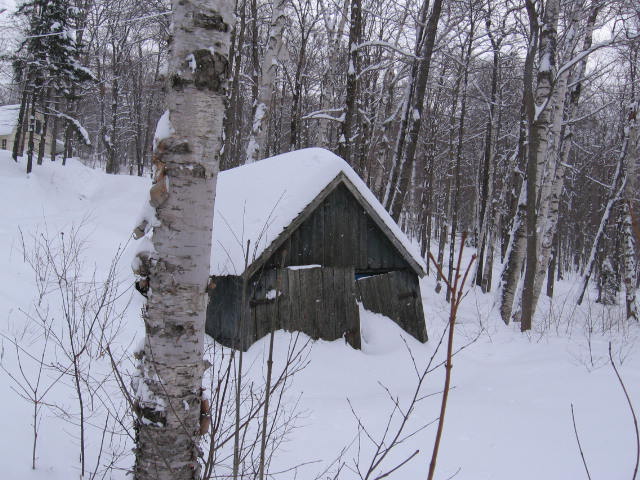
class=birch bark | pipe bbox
[498,0,537,324]
[384,0,444,221]
[520,0,561,330]
[529,5,599,314]
[621,101,638,320]
[132,1,232,479]
[245,0,287,164]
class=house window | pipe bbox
[1,139,6,150]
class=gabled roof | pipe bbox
[0,104,19,137]
[210,148,426,277]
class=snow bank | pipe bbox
[1,150,639,480]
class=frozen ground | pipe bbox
[0,152,638,480]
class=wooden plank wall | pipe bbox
[356,270,428,342]
[205,275,245,348]
[247,266,360,349]
[265,184,411,273]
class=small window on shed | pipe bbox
[1,139,6,150]
[35,120,42,134]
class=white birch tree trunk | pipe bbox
[621,101,639,320]
[498,0,538,324]
[520,0,561,330]
[498,180,527,324]
[132,1,232,479]
[245,0,287,164]
[577,137,628,304]
[529,5,598,314]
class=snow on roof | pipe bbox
[0,104,19,137]
[210,148,426,276]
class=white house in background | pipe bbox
[0,104,63,155]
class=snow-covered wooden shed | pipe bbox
[206,148,427,350]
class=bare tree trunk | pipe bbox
[521,0,561,330]
[318,0,350,148]
[223,0,247,170]
[13,74,32,161]
[37,89,52,165]
[133,1,232,479]
[245,0,287,164]
[621,103,638,320]
[289,30,309,151]
[50,95,59,162]
[337,0,362,167]
[528,2,597,318]
[26,91,38,174]
[476,8,503,288]
[498,0,538,324]
[577,156,626,304]
[385,0,444,221]
[447,14,476,303]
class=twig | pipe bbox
[427,231,476,480]
[609,343,639,480]
[571,403,592,480]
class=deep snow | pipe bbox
[0,152,638,480]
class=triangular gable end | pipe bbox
[246,172,426,279]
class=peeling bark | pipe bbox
[132,1,232,479]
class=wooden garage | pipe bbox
[206,148,427,350]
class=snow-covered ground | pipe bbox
[1,152,638,480]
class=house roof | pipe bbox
[210,148,426,277]
[0,104,19,137]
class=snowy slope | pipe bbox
[1,153,639,480]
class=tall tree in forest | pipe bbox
[527,2,600,316]
[13,0,92,171]
[131,1,232,479]
[498,0,538,325]
[383,0,444,222]
[245,0,288,164]
[337,0,361,167]
[520,0,561,331]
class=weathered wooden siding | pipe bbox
[356,271,427,342]
[207,266,360,350]
[264,184,411,272]
[205,275,246,349]
[207,181,428,350]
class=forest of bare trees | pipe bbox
[3,0,639,330]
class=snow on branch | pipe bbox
[302,109,345,122]
[353,41,419,60]
[55,112,91,146]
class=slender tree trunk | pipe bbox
[528,2,597,317]
[448,40,473,302]
[323,0,350,148]
[621,103,638,320]
[26,91,38,174]
[385,0,444,221]
[289,32,308,151]
[133,1,232,479]
[37,89,51,165]
[476,19,502,288]
[245,0,287,164]
[223,0,247,170]
[13,76,32,161]
[337,0,362,167]
[50,95,59,162]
